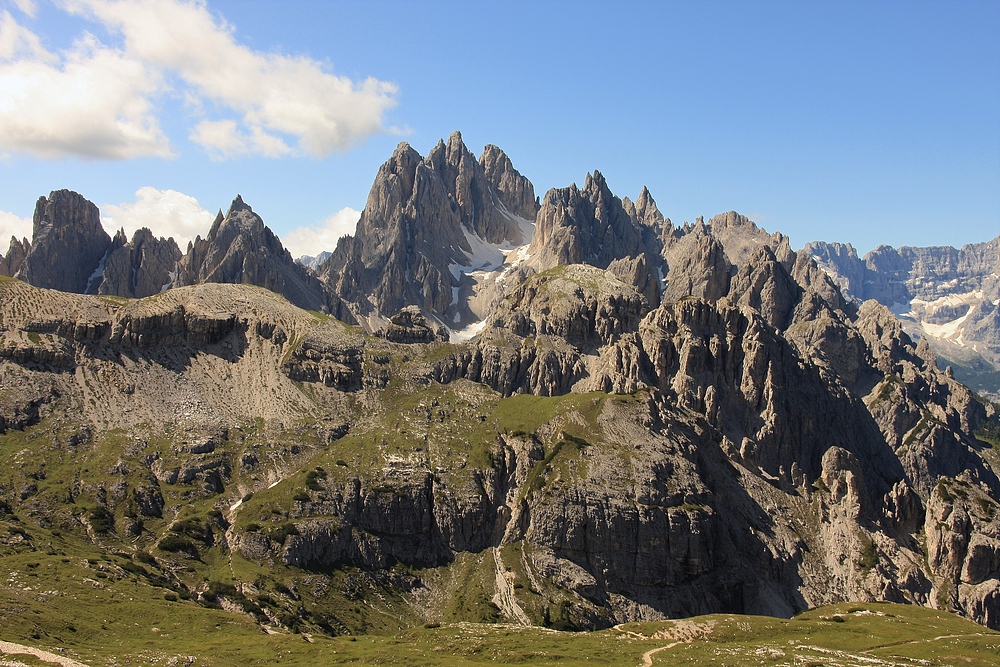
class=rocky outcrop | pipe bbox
[97,228,182,299]
[320,132,536,324]
[14,190,111,293]
[661,224,731,303]
[0,236,29,277]
[490,265,648,350]
[702,210,794,269]
[376,306,448,344]
[529,171,663,306]
[176,196,349,320]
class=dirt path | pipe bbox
[491,547,531,626]
[0,640,91,667]
[639,642,684,666]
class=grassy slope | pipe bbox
[0,539,996,667]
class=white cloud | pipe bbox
[191,119,291,160]
[62,0,398,159]
[281,207,360,259]
[12,0,37,18]
[101,186,215,248]
[0,10,50,60]
[0,14,172,160]
[0,209,31,249]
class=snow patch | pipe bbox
[85,250,108,294]
[160,260,179,293]
[922,310,972,341]
[450,319,487,343]
[448,228,509,280]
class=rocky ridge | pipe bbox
[808,237,1000,399]
[318,131,538,329]
[174,196,350,320]
[1,133,999,637]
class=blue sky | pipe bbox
[1,0,997,258]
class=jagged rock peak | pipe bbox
[98,228,182,299]
[0,235,30,278]
[661,228,731,304]
[633,185,665,227]
[479,143,538,221]
[728,244,803,330]
[14,189,111,293]
[175,195,347,318]
[686,210,793,270]
[228,194,252,216]
[320,132,538,322]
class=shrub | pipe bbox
[268,523,300,544]
[158,534,196,554]
[207,581,238,598]
[170,517,206,540]
[305,467,328,491]
[88,507,115,534]
[135,551,157,565]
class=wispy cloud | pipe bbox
[0,0,398,160]
[11,0,38,18]
[281,207,360,259]
[101,186,216,248]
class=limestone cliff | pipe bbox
[13,190,110,293]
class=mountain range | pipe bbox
[1,132,999,652]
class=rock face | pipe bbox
[175,196,349,319]
[97,228,183,299]
[529,171,663,306]
[808,236,1000,399]
[320,132,537,325]
[661,223,731,303]
[0,236,29,278]
[13,190,111,293]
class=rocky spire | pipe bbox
[14,190,111,293]
[177,195,349,318]
[320,132,538,323]
[98,228,183,299]
[529,171,663,305]
[0,236,29,278]
[480,143,539,225]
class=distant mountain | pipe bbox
[0,190,352,321]
[807,237,1000,400]
[295,251,331,271]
